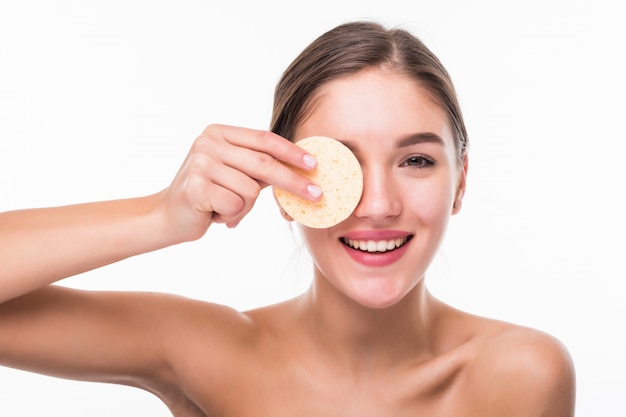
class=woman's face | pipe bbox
[293,68,466,309]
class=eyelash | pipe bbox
[401,155,435,169]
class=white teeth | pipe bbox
[343,237,409,253]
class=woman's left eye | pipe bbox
[401,156,434,168]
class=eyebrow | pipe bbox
[396,132,445,148]
[339,132,445,152]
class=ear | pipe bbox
[452,154,468,215]
[271,186,294,222]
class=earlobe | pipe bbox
[272,187,294,222]
[280,207,294,222]
[452,154,468,215]
[452,199,462,214]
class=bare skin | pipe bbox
[0,70,575,416]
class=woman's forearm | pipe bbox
[0,124,320,304]
[0,193,173,303]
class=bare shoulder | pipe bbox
[464,321,576,417]
[113,290,260,359]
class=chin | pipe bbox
[348,280,413,309]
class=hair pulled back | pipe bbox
[271,21,468,166]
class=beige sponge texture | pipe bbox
[274,136,363,228]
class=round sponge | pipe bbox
[274,136,363,228]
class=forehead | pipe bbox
[295,69,453,146]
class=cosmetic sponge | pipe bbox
[274,136,363,228]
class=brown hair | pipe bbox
[270,21,468,166]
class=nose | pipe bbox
[352,165,401,221]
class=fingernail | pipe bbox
[303,154,317,169]
[307,184,322,199]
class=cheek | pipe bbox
[298,226,328,258]
[403,177,455,222]
[298,227,339,279]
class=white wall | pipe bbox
[1,1,624,415]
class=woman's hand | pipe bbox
[159,124,320,243]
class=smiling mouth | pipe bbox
[340,236,413,253]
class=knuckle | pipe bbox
[222,194,245,217]
[255,152,274,168]
[258,130,291,153]
[258,129,276,144]
[202,123,223,136]
[187,154,212,176]
[196,124,228,150]
[192,134,217,154]
[210,190,245,220]
[241,181,262,202]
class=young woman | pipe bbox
[0,21,575,416]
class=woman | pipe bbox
[0,21,575,416]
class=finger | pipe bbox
[197,129,321,202]
[188,166,264,225]
[219,146,322,202]
[185,172,244,221]
[209,125,318,172]
[208,164,264,223]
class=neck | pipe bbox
[297,273,439,373]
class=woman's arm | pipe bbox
[0,124,319,389]
[0,286,178,385]
[0,124,319,304]
[0,194,169,303]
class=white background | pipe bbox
[0,0,624,415]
